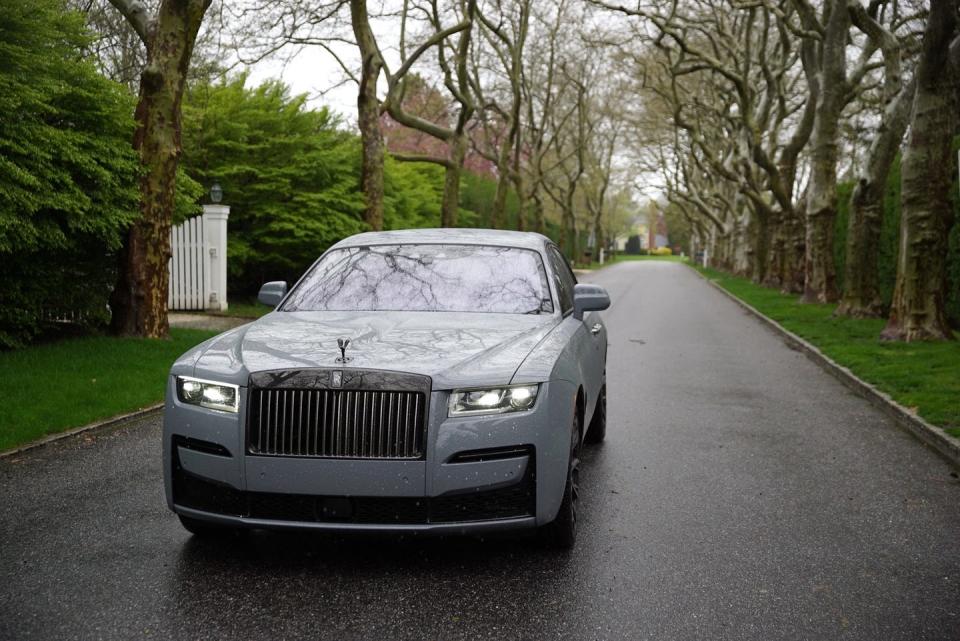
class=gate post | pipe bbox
[201,204,230,311]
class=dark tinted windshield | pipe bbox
[282,244,555,314]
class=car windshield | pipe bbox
[282,244,555,314]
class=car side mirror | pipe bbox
[573,284,610,321]
[258,281,288,308]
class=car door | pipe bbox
[546,246,604,420]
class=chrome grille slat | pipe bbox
[248,388,426,459]
[258,389,265,453]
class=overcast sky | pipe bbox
[246,46,359,121]
[240,8,409,128]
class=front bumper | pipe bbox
[163,377,576,533]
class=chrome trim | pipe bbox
[247,387,427,459]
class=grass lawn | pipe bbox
[696,266,960,438]
[211,297,272,319]
[0,328,217,451]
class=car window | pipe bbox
[547,246,576,314]
[282,244,555,315]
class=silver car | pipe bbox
[163,229,610,547]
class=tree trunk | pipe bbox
[763,210,784,288]
[838,181,886,316]
[732,203,752,276]
[837,80,916,318]
[882,0,959,341]
[531,188,545,233]
[764,207,804,293]
[351,0,385,231]
[751,210,769,284]
[109,0,210,338]
[440,134,468,227]
[591,216,603,263]
[512,172,526,231]
[801,0,849,303]
[563,210,578,263]
[490,139,512,228]
[782,207,806,294]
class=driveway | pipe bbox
[2,261,958,640]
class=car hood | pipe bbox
[185,310,559,390]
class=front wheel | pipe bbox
[539,412,581,549]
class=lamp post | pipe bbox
[202,182,229,311]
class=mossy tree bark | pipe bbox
[882,0,959,341]
[107,0,211,338]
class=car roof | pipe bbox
[328,228,552,252]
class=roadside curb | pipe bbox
[691,267,960,470]
[0,404,163,460]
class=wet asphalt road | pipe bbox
[2,261,959,641]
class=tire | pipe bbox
[540,411,581,550]
[178,514,235,538]
[584,383,607,445]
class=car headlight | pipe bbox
[176,376,239,413]
[448,384,539,417]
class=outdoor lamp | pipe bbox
[209,182,223,204]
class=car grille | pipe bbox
[247,388,427,459]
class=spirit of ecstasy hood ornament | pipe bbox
[336,337,352,363]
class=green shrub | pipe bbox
[833,181,854,291]
[0,0,139,348]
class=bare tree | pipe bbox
[582,118,621,262]
[468,0,531,228]
[541,62,590,260]
[384,0,478,227]
[517,0,575,233]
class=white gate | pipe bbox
[168,205,230,311]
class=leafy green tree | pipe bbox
[0,0,139,347]
[181,76,367,293]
